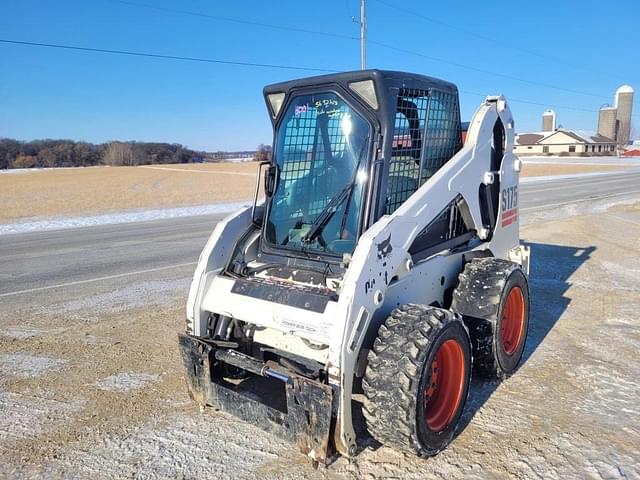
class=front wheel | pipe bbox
[363,305,472,456]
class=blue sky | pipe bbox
[0,0,638,151]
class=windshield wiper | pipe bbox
[301,181,355,246]
[302,142,367,248]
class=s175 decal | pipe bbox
[501,185,518,227]
[502,185,518,211]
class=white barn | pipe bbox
[514,129,616,156]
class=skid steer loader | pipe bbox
[180,70,531,463]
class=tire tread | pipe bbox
[363,304,468,456]
[451,257,528,378]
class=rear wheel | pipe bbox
[451,257,529,378]
[363,305,472,456]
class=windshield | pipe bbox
[265,92,370,256]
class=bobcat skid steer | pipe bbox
[180,70,531,463]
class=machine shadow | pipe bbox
[352,241,596,452]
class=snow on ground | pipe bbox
[1,169,634,236]
[2,203,637,479]
[0,353,67,378]
[223,157,255,163]
[520,192,640,226]
[0,201,250,235]
[0,166,106,175]
[139,165,254,175]
[2,160,638,236]
[1,168,639,479]
[0,392,85,440]
[57,411,303,480]
[521,169,638,183]
[524,197,640,225]
[600,259,640,293]
[522,155,640,165]
[95,373,161,392]
[0,326,64,340]
[48,277,191,319]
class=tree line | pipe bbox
[0,138,207,169]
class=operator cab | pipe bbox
[227,70,464,287]
[264,90,370,257]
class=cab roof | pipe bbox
[263,69,458,97]
[263,70,459,125]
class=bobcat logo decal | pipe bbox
[376,235,393,261]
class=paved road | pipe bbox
[0,214,226,298]
[1,170,640,298]
[521,170,640,213]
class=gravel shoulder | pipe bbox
[1,203,639,479]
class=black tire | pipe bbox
[451,257,529,378]
[362,305,472,457]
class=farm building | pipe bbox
[514,129,616,156]
[623,149,640,157]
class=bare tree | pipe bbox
[254,144,272,162]
[0,138,202,169]
[37,148,57,167]
[12,155,36,168]
[103,142,134,166]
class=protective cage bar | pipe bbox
[178,333,336,463]
[386,88,462,214]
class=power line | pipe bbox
[109,0,615,103]
[370,0,624,82]
[461,90,639,120]
[2,37,636,119]
[460,89,599,113]
[369,40,609,100]
[108,0,359,41]
[0,38,336,73]
[360,0,367,69]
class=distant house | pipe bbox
[514,129,616,156]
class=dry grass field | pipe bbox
[521,163,625,177]
[0,161,628,223]
[0,163,258,223]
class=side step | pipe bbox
[178,333,335,463]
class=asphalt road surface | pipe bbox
[1,170,640,299]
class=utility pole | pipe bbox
[360,0,366,70]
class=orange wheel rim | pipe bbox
[500,286,525,356]
[423,339,466,432]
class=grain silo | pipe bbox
[542,109,556,132]
[598,106,618,141]
[615,85,634,145]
